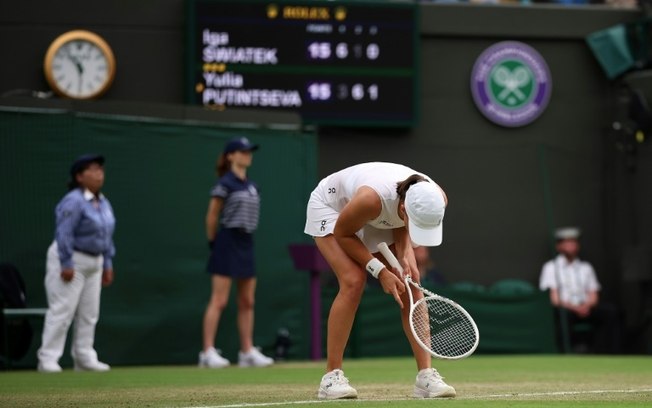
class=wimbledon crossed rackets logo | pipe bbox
[471,41,551,127]
[490,62,534,108]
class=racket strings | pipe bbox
[412,297,478,358]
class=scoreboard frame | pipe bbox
[185,0,420,127]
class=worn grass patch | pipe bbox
[1,355,651,407]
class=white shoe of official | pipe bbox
[198,347,230,368]
[238,347,274,367]
[74,360,111,372]
[317,369,358,400]
[414,368,456,398]
[37,360,63,373]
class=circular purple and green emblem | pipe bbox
[471,41,551,127]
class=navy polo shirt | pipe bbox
[210,171,260,233]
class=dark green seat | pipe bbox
[490,279,536,295]
[449,281,486,293]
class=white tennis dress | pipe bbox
[304,162,435,251]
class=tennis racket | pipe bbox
[377,242,479,360]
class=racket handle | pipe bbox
[377,242,404,274]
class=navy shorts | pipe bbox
[207,228,255,279]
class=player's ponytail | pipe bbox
[396,174,427,200]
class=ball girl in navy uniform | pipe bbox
[199,137,273,368]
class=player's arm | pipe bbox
[206,197,224,242]
[392,227,418,281]
[333,186,381,265]
[334,187,405,306]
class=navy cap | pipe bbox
[70,154,105,177]
[223,137,259,154]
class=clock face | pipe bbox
[44,31,116,99]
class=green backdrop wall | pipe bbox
[0,107,317,367]
[1,107,559,367]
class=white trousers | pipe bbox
[37,241,104,365]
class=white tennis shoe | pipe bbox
[414,368,456,398]
[317,369,358,400]
[198,347,230,368]
[37,360,62,373]
[74,360,111,372]
[238,347,274,367]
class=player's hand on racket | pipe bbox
[397,254,420,284]
[378,242,480,359]
[378,267,406,308]
[396,257,425,306]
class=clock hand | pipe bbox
[78,71,83,95]
[64,47,85,95]
[75,60,84,75]
[64,46,84,75]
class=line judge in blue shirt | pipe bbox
[37,154,116,373]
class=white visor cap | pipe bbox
[554,227,581,240]
[405,181,446,246]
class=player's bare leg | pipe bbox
[398,286,431,370]
[314,235,360,399]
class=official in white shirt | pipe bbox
[540,227,600,315]
[539,227,621,353]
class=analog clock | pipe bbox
[44,30,116,99]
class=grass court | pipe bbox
[1,355,651,407]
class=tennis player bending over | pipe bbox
[304,162,456,399]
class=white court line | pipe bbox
[465,388,652,399]
[185,388,652,408]
[187,401,345,408]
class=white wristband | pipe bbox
[365,258,385,279]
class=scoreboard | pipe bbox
[185,0,419,127]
